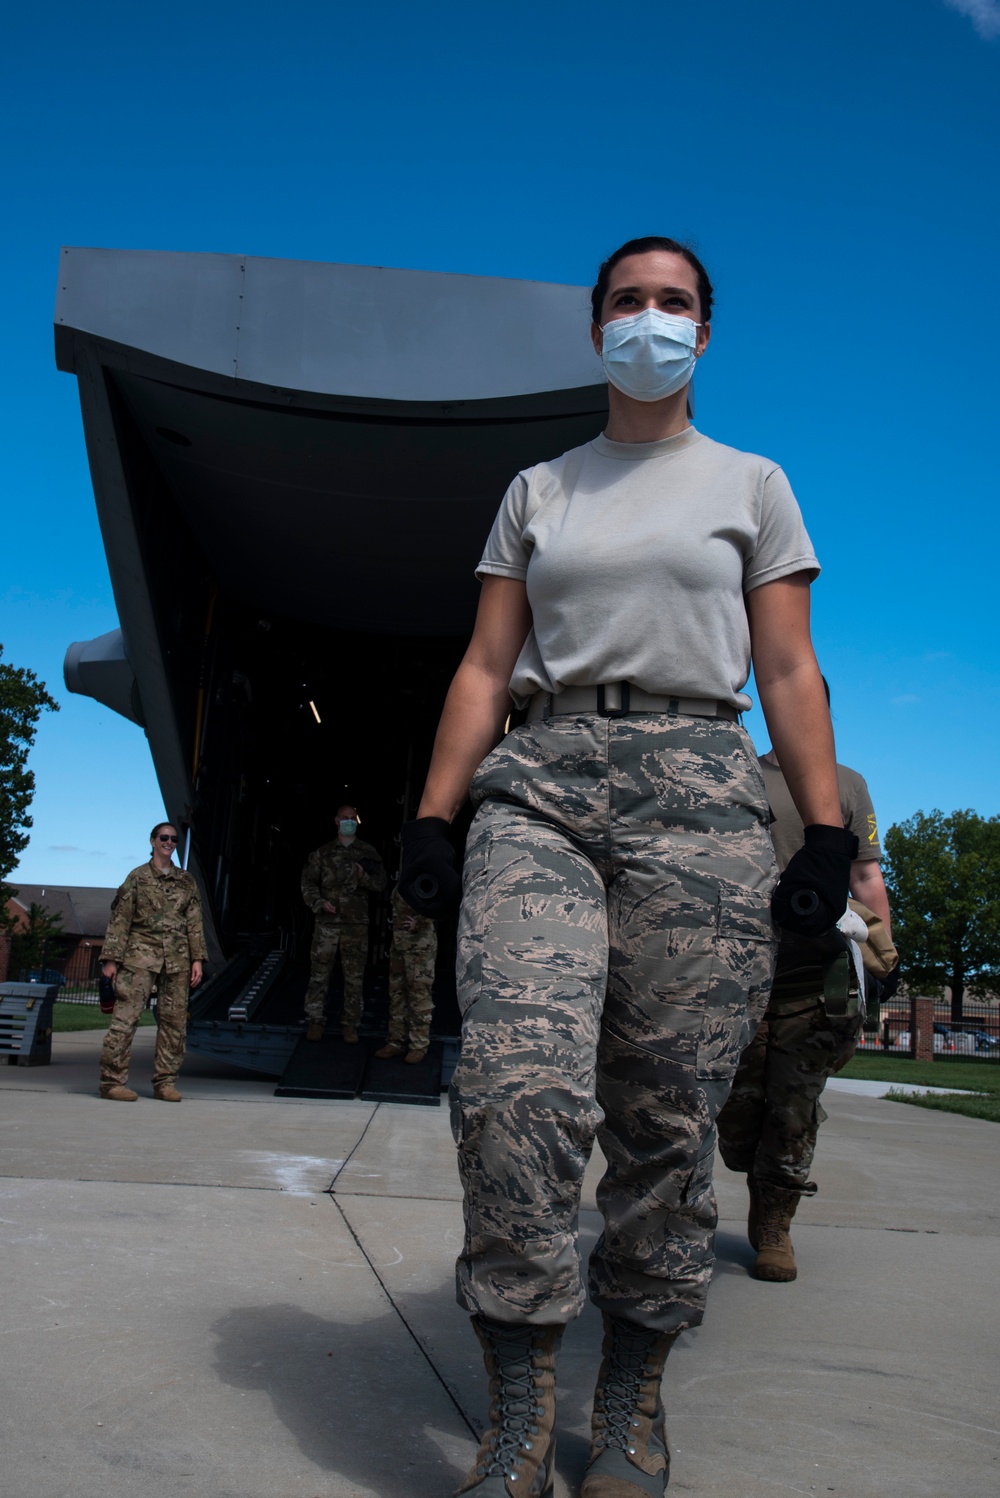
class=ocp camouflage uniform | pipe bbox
[387,887,437,1052]
[714,951,858,1191]
[99,862,207,1094]
[451,713,777,1334]
[301,838,387,1028]
[717,760,881,1192]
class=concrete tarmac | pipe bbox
[1,1028,997,1498]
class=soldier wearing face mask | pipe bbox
[399,235,847,1498]
[300,804,387,1043]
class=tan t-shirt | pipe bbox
[477,426,818,710]
[761,758,882,870]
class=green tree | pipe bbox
[9,901,68,979]
[0,644,59,882]
[883,810,1000,1024]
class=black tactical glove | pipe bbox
[878,961,901,1001]
[398,817,461,917]
[771,824,859,938]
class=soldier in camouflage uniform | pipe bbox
[301,805,387,1042]
[376,887,438,1064]
[398,239,853,1498]
[99,822,207,1102]
[717,746,894,1281]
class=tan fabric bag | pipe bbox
[847,898,898,979]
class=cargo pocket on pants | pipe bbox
[680,1129,717,1207]
[455,811,497,1020]
[696,924,776,1082]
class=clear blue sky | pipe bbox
[2,0,998,888]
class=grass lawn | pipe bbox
[840,1052,1000,1123]
[52,1002,156,1033]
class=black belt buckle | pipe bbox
[597,683,631,718]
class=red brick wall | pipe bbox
[911,996,935,1062]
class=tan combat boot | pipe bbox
[153,1084,183,1102]
[305,1021,325,1042]
[375,1041,406,1059]
[455,1316,561,1497]
[342,1024,359,1044]
[753,1182,801,1282]
[582,1314,677,1497]
[404,1046,428,1065]
[100,1084,138,1101]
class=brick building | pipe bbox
[3,885,117,986]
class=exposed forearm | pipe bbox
[758,666,842,828]
[851,859,892,937]
[417,659,511,822]
[748,577,841,828]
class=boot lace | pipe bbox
[478,1335,544,1478]
[756,1220,790,1250]
[594,1328,657,1453]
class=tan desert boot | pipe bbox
[753,1183,800,1282]
[582,1314,676,1497]
[456,1316,561,1496]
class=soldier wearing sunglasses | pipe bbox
[98,821,208,1101]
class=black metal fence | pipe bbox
[857,999,1000,1061]
[10,939,105,1005]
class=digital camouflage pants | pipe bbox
[451,713,777,1335]
[304,920,368,1028]
[388,938,437,1050]
[100,964,190,1093]
[716,956,860,1192]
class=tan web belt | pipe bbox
[526,684,740,722]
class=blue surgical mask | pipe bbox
[338,819,357,837]
[600,308,700,402]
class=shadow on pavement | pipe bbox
[212,1298,472,1496]
[712,1226,756,1275]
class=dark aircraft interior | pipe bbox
[58,248,607,1091]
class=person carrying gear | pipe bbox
[398,236,853,1498]
[717,724,897,1283]
[375,886,438,1064]
[301,804,387,1043]
[98,821,207,1102]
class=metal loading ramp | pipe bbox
[185,947,449,1101]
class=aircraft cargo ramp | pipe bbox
[185,946,452,1103]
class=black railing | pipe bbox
[13,940,107,1006]
[857,1000,1000,1061]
